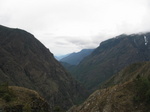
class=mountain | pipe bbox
[0,84,50,112]
[68,62,150,112]
[0,25,87,111]
[60,49,94,65]
[102,61,150,88]
[70,33,150,91]
[54,54,70,61]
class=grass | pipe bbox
[0,82,15,103]
[0,83,49,112]
[134,76,150,104]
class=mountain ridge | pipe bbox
[69,33,150,91]
[0,25,87,111]
[60,49,94,65]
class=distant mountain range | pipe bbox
[0,25,87,112]
[54,54,70,60]
[60,49,94,65]
[68,33,150,91]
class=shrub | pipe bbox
[134,77,150,104]
[0,82,8,94]
[0,82,14,102]
[3,93,11,102]
[53,106,61,112]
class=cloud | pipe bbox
[0,0,150,55]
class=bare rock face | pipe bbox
[0,25,87,111]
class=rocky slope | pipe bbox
[68,62,150,112]
[0,84,50,112]
[102,61,150,88]
[70,33,150,90]
[0,25,87,111]
[60,49,94,65]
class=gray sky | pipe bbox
[0,0,150,55]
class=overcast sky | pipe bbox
[0,0,150,55]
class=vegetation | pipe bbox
[53,106,67,112]
[0,82,14,102]
[0,84,50,112]
[68,62,150,112]
[68,33,150,91]
[0,25,87,111]
[134,76,150,104]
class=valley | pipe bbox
[62,33,150,91]
[0,25,150,112]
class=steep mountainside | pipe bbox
[0,84,50,112]
[60,49,94,65]
[60,62,76,74]
[0,25,87,111]
[71,33,150,90]
[102,61,150,88]
[68,62,150,112]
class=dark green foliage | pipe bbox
[134,77,150,104]
[0,82,14,102]
[0,82,8,93]
[53,106,61,112]
[3,93,11,102]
